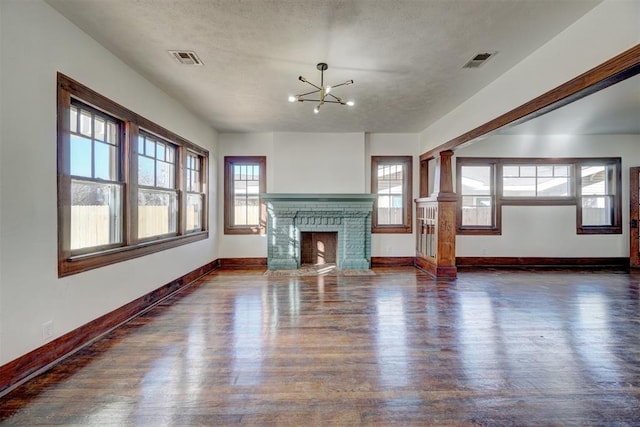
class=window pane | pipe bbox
[461,166,491,195]
[502,166,519,177]
[461,196,493,226]
[247,180,260,196]
[537,176,570,197]
[138,156,155,186]
[94,141,117,181]
[94,116,105,141]
[186,193,203,232]
[246,195,260,225]
[234,195,247,225]
[520,166,536,177]
[156,161,174,189]
[582,196,612,226]
[503,177,536,197]
[537,165,553,177]
[70,105,78,133]
[106,122,117,144]
[554,165,569,177]
[138,136,145,155]
[80,110,92,137]
[71,180,122,250]
[145,139,155,158]
[581,166,607,195]
[156,143,165,161]
[70,135,92,178]
[138,189,178,239]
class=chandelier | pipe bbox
[288,63,354,114]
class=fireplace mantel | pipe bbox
[262,193,376,270]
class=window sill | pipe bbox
[59,231,209,277]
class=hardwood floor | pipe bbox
[1,267,639,425]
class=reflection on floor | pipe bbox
[263,263,375,276]
[1,267,639,425]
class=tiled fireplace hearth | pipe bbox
[262,194,376,270]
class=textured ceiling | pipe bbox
[46,0,602,133]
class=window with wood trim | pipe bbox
[371,156,412,233]
[459,162,498,233]
[456,157,621,235]
[224,156,266,234]
[185,152,205,233]
[137,132,178,240]
[57,73,209,277]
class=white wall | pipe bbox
[0,0,218,365]
[455,134,640,257]
[218,132,421,258]
[420,0,640,153]
[272,132,365,193]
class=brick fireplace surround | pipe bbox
[262,194,376,270]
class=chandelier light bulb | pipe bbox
[346,100,355,106]
[288,95,296,102]
[313,106,320,114]
[325,86,332,94]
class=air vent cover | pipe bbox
[463,51,497,69]
[169,50,203,66]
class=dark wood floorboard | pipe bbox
[1,267,639,425]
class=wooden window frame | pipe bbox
[371,156,413,234]
[185,151,207,234]
[456,157,621,235]
[223,156,266,235]
[57,73,209,277]
[456,158,501,235]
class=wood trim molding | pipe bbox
[415,256,458,278]
[371,257,415,267]
[456,257,629,268]
[420,44,640,161]
[218,257,268,269]
[0,259,220,398]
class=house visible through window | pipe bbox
[224,156,266,234]
[371,156,412,233]
[456,157,621,235]
[58,73,209,277]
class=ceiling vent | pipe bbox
[169,50,203,66]
[463,51,497,69]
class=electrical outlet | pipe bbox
[42,321,54,341]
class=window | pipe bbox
[58,73,209,277]
[69,102,123,252]
[503,164,571,198]
[577,160,621,233]
[371,156,412,233]
[456,157,621,235]
[185,152,205,233]
[224,156,266,234]
[459,163,497,232]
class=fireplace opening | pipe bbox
[301,232,337,265]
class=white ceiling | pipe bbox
[46,0,603,133]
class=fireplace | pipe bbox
[301,232,337,265]
[262,194,376,270]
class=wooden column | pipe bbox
[434,150,457,277]
[415,150,457,278]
